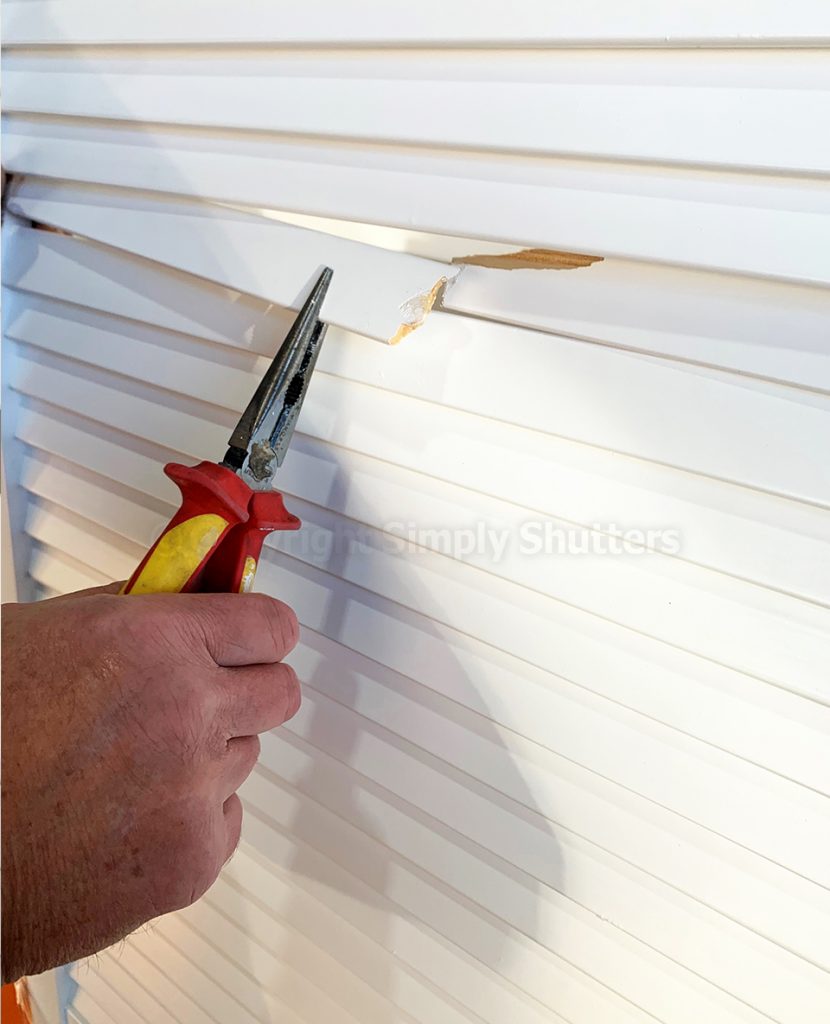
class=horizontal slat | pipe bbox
[27,541,109,593]
[5,225,829,508]
[260,207,830,391]
[122,931,268,1024]
[29,469,819,1024]
[85,941,215,1024]
[20,482,830,973]
[5,60,830,178]
[80,953,179,1024]
[69,968,147,1024]
[25,509,830,1020]
[447,259,830,390]
[5,117,830,282]
[5,1,830,46]
[10,342,830,714]
[69,989,130,1024]
[16,403,830,802]
[154,913,333,1024]
[234,810,614,1024]
[232,737,822,1024]
[7,237,830,608]
[13,348,829,614]
[7,219,829,428]
[24,464,830,827]
[5,180,458,345]
[2,222,290,350]
[243,761,830,1024]
[211,859,500,1024]
[13,357,830,755]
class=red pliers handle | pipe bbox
[121,462,300,596]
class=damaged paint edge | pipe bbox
[389,270,459,345]
[452,248,603,271]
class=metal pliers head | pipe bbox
[223,267,333,490]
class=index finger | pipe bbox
[189,592,300,667]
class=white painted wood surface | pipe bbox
[6,63,829,175]
[5,181,458,345]
[2,9,829,1024]
[4,1,830,46]
[3,117,829,283]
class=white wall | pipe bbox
[2,4,829,1022]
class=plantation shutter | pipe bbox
[2,4,829,1022]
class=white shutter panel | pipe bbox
[2,6,829,1024]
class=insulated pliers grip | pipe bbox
[199,490,300,594]
[121,462,252,595]
[121,462,302,596]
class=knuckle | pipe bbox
[250,593,299,654]
[245,733,262,764]
[230,734,261,775]
[116,598,202,664]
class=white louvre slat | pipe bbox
[14,432,830,1015]
[209,865,492,1024]
[78,956,178,1024]
[5,119,829,283]
[6,181,458,345]
[16,404,829,804]
[446,259,830,389]
[4,61,829,177]
[151,913,327,1024]
[19,487,830,979]
[10,351,830,709]
[6,239,828,505]
[5,1,830,46]
[27,543,109,593]
[84,942,215,1024]
[6,220,828,403]
[67,970,147,1024]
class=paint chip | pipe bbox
[389,275,451,345]
[452,248,602,271]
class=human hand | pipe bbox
[1,585,300,982]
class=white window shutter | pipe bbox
[2,7,829,1024]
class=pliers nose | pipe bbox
[223,267,333,488]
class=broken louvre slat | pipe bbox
[6,180,459,345]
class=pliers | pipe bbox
[121,268,333,596]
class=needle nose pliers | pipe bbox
[121,268,333,596]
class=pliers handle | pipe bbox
[120,267,332,597]
[121,462,300,595]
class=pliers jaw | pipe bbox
[222,267,333,490]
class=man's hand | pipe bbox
[1,585,301,982]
